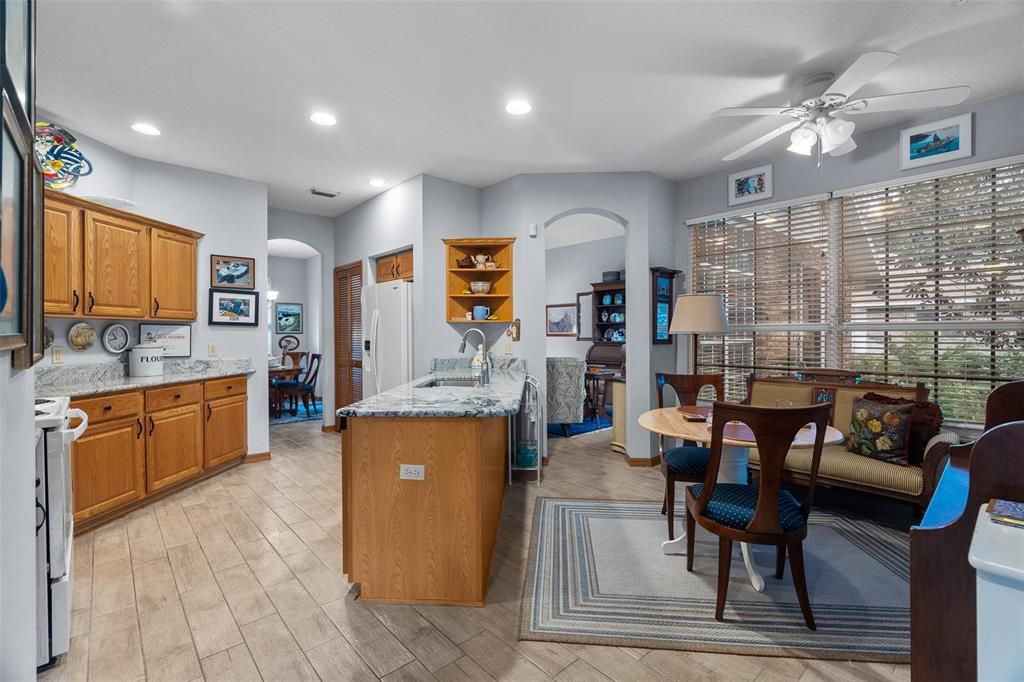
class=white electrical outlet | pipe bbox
[504,341,513,355]
[52,345,64,364]
[399,464,425,481]
[208,343,218,356]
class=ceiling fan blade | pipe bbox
[841,86,971,114]
[824,51,898,99]
[722,120,801,162]
[714,107,793,117]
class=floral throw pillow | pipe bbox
[847,399,914,464]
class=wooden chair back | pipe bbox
[694,401,831,534]
[302,353,322,391]
[283,351,308,369]
[985,380,1024,430]
[655,373,724,408]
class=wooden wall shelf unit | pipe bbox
[444,237,515,323]
[591,280,626,345]
[43,189,203,321]
[69,376,247,533]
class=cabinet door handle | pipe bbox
[72,290,80,312]
[103,403,113,412]
[87,291,95,312]
[206,404,212,421]
[226,385,233,391]
[154,298,160,314]
[148,416,155,436]
[390,262,397,278]
[136,418,142,438]
[173,392,181,400]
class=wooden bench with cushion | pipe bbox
[744,374,959,507]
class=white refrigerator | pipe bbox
[361,280,413,398]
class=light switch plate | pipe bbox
[52,345,64,364]
[399,464,425,481]
[208,343,218,356]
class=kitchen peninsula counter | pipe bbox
[337,368,526,606]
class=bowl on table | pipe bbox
[470,281,492,294]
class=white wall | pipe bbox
[0,362,35,680]
[544,235,624,358]
[268,208,335,424]
[37,123,272,455]
[268,255,312,350]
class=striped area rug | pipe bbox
[519,498,909,662]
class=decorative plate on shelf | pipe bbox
[68,322,97,351]
[102,323,131,353]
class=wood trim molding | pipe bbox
[322,424,337,433]
[244,452,272,463]
[623,453,661,468]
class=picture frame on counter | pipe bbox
[210,254,255,289]
[209,288,259,326]
[140,323,192,357]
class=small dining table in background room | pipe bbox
[269,365,304,417]
[638,405,845,592]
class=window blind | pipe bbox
[692,200,831,401]
[838,163,1024,423]
[691,161,1024,424]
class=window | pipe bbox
[691,162,1024,424]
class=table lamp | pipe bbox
[668,293,728,373]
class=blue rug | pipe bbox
[548,408,612,437]
[270,399,322,425]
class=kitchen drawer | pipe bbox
[204,376,247,401]
[73,391,144,424]
[146,382,201,412]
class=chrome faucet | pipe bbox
[458,328,491,385]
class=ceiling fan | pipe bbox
[715,51,971,163]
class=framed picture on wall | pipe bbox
[210,254,255,289]
[651,266,681,345]
[275,302,303,333]
[899,113,972,170]
[546,303,577,336]
[727,164,772,206]
[209,288,259,326]
[576,292,593,341]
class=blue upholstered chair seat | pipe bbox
[276,380,314,391]
[689,483,805,532]
[664,446,711,477]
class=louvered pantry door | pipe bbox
[334,261,364,409]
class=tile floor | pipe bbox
[40,420,910,681]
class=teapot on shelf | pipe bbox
[473,254,493,269]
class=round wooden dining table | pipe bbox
[638,406,845,592]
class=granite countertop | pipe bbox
[35,358,255,399]
[337,369,527,418]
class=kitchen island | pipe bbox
[337,368,525,606]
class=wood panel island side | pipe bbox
[337,369,525,606]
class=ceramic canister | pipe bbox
[129,345,164,377]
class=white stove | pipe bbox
[34,395,87,671]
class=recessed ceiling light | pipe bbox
[505,99,532,116]
[369,178,388,188]
[310,111,337,126]
[130,122,161,136]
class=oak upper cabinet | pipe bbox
[43,199,83,316]
[84,210,150,318]
[150,228,197,319]
[376,248,414,282]
[205,395,247,469]
[71,415,146,522]
[146,403,204,493]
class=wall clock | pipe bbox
[101,323,131,354]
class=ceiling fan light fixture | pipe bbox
[828,138,858,157]
[787,127,817,155]
[819,116,856,153]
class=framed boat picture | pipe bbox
[899,113,972,170]
[209,288,259,326]
[210,254,255,289]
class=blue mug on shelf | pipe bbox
[602,294,612,305]
[613,293,624,305]
[473,305,491,320]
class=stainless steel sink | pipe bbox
[417,378,480,388]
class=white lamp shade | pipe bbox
[668,294,728,334]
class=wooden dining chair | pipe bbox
[277,353,322,416]
[684,400,831,629]
[655,373,725,541]
[283,351,308,371]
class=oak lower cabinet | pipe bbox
[205,396,248,468]
[71,415,146,522]
[69,375,249,531]
[146,403,204,492]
